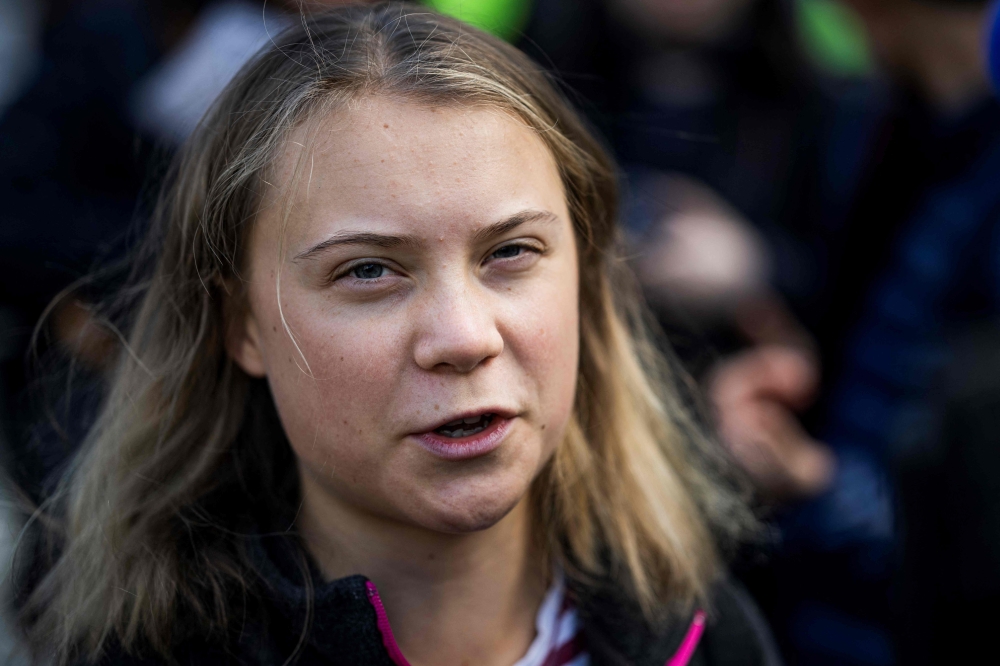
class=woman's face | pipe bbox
[232,98,580,534]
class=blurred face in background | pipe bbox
[841,0,915,71]
[843,0,990,76]
[608,0,757,45]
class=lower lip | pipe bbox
[410,416,513,461]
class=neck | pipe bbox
[297,473,547,666]
[899,5,990,116]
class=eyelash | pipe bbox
[487,241,540,262]
[329,241,541,285]
[331,260,396,285]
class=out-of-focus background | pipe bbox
[2,0,1000,663]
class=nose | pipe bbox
[412,279,504,373]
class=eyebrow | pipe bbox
[293,209,560,261]
[293,231,419,261]
[472,209,559,243]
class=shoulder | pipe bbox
[696,579,782,666]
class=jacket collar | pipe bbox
[570,576,694,666]
[246,530,396,665]
[246,530,697,666]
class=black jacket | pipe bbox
[100,530,781,666]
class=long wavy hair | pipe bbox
[24,3,754,662]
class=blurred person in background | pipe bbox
[850,1,1000,663]
[0,0,369,499]
[525,0,1000,664]
[889,11,1000,663]
[707,0,1000,664]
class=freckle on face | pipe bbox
[241,98,580,535]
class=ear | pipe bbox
[226,306,268,378]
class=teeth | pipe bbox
[441,413,493,427]
[434,414,495,437]
[446,425,484,437]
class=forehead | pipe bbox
[261,97,568,243]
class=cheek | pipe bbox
[252,289,406,475]
[507,262,580,441]
[543,302,581,433]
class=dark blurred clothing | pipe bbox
[814,94,1000,445]
[0,0,273,316]
[774,91,1000,665]
[0,0,169,489]
[795,93,1000,545]
[0,0,165,313]
[895,325,1000,665]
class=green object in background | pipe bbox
[798,0,873,77]
[425,0,533,41]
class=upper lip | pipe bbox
[412,408,518,435]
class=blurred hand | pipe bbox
[709,345,836,500]
[634,175,771,318]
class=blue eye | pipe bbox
[351,263,385,279]
[491,245,523,259]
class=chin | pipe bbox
[394,435,552,534]
[418,480,529,534]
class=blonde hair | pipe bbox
[25,3,753,662]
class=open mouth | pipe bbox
[433,413,496,438]
[413,411,512,460]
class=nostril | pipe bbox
[411,292,504,372]
[414,332,504,373]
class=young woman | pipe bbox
[24,3,773,665]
